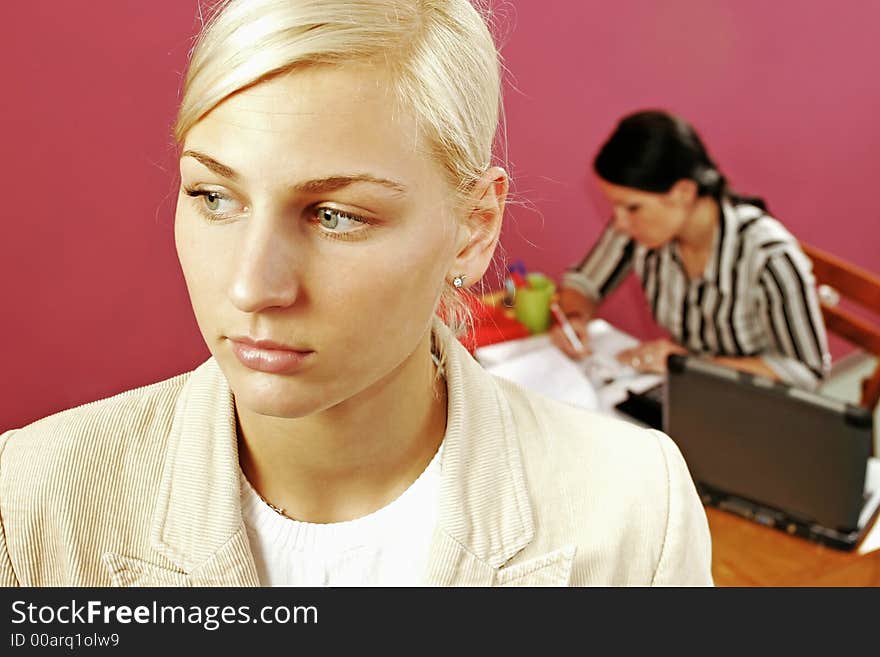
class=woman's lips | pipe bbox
[228,337,314,374]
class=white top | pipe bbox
[240,444,443,586]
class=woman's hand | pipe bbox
[616,339,687,374]
[550,288,597,358]
[549,313,591,358]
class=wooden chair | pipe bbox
[800,242,880,412]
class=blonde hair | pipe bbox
[175,0,505,338]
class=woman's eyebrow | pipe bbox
[181,150,407,197]
[293,175,408,197]
[181,150,239,180]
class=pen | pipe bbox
[510,271,528,288]
[508,260,529,289]
[550,302,586,353]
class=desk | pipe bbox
[708,507,880,586]
[474,319,880,586]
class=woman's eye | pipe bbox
[184,187,240,218]
[204,192,222,212]
[626,204,641,213]
[316,207,367,234]
[201,191,238,214]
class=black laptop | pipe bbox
[662,354,879,551]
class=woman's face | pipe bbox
[175,64,464,418]
[597,177,690,249]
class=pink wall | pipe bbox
[498,0,880,340]
[2,1,879,431]
[1,1,204,431]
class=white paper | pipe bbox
[473,319,661,415]
[484,345,599,411]
[857,457,880,554]
[473,333,553,368]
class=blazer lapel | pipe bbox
[423,530,497,586]
[423,323,575,586]
[105,359,259,586]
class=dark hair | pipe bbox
[593,110,767,210]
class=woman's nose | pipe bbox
[612,207,630,232]
[228,215,300,313]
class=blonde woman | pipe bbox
[0,0,712,586]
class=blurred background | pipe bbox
[2,0,878,431]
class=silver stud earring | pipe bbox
[452,275,465,289]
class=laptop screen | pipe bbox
[663,355,873,532]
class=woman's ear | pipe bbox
[668,178,698,206]
[449,166,508,286]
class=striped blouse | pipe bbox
[562,199,831,388]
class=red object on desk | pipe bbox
[458,294,530,352]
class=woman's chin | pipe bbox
[225,372,334,419]
[232,389,327,420]
[636,236,670,250]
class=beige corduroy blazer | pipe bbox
[0,325,713,587]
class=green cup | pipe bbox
[514,273,556,334]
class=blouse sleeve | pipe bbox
[757,249,831,385]
[562,220,636,303]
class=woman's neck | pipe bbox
[677,195,720,252]
[237,330,448,524]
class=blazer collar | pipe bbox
[423,321,536,584]
[148,358,259,585]
[141,321,536,586]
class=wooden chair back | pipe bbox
[800,242,880,412]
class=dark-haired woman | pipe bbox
[550,110,830,389]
